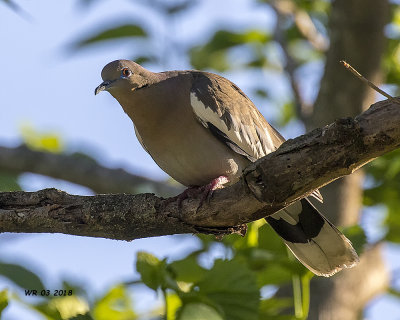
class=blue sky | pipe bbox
[1,0,399,319]
[0,1,273,318]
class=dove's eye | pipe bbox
[121,68,132,78]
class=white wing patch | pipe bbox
[190,92,275,160]
[263,127,275,150]
[190,92,233,137]
[269,201,302,225]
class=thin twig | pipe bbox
[273,0,328,51]
[340,60,400,104]
[272,5,311,123]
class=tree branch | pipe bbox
[0,98,399,240]
[272,5,308,123]
[0,145,182,196]
[271,0,328,123]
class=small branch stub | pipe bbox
[340,60,400,104]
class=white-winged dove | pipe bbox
[95,60,359,276]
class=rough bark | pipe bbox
[0,98,399,240]
[0,189,201,240]
[0,145,182,196]
[307,0,390,319]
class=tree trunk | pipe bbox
[308,0,390,319]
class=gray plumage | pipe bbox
[95,59,359,276]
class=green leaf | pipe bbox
[14,290,81,320]
[256,263,294,286]
[61,280,87,298]
[258,224,287,256]
[285,23,303,43]
[0,262,45,292]
[254,88,269,98]
[367,149,400,183]
[205,30,268,51]
[364,149,400,243]
[225,223,303,285]
[178,303,223,320]
[166,293,182,320]
[388,287,400,299]
[383,39,400,84]
[0,171,21,191]
[341,225,367,255]
[93,285,136,320]
[74,24,147,48]
[190,29,270,71]
[278,102,295,126]
[384,206,400,243]
[33,296,89,320]
[253,224,306,283]
[233,247,299,286]
[170,254,207,283]
[190,49,230,72]
[136,252,178,292]
[136,252,165,291]
[196,234,221,249]
[295,0,330,15]
[132,55,156,65]
[194,260,259,320]
[0,290,9,317]
[259,298,294,318]
[20,124,63,153]
[28,301,63,320]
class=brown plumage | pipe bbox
[95,60,359,276]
